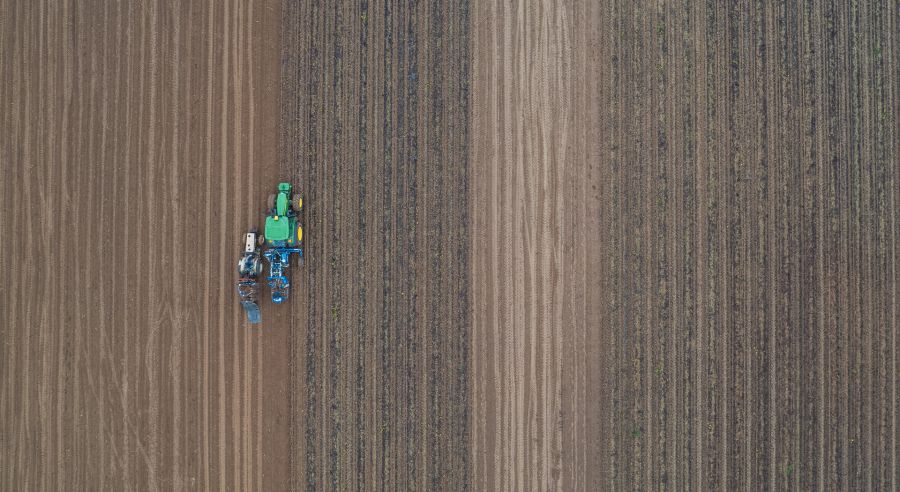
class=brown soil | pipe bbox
[0,1,284,489]
[470,0,611,489]
[471,0,900,489]
[603,1,900,490]
[4,1,899,490]
[279,1,471,490]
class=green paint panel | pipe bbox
[265,215,290,241]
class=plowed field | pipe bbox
[1,1,282,489]
[602,2,899,489]
[3,1,898,490]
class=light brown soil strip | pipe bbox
[0,1,282,489]
[470,0,609,489]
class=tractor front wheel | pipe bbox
[292,194,303,211]
[267,194,276,211]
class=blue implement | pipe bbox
[237,231,264,324]
[237,277,262,324]
[240,298,261,324]
[263,246,303,304]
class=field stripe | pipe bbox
[201,0,214,487]
[471,0,604,489]
[278,0,470,488]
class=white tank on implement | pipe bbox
[245,232,258,253]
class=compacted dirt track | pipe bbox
[1,1,285,489]
[470,0,610,489]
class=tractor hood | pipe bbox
[265,214,291,241]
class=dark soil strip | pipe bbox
[606,0,899,489]
[279,1,470,489]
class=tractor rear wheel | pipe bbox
[292,194,303,211]
[267,194,276,211]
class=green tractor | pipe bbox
[262,182,304,304]
[264,183,303,247]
